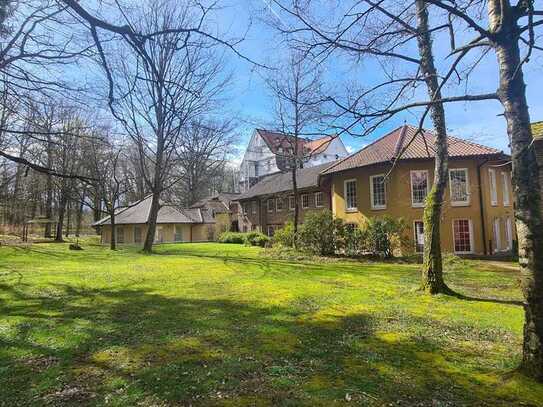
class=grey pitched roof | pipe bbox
[238,161,336,200]
[92,195,210,226]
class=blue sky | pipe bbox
[210,0,543,160]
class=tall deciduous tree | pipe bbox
[102,0,230,253]
[265,52,326,244]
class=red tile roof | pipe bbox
[256,129,334,156]
[322,125,505,175]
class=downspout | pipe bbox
[477,159,489,255]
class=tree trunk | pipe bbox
[415,0,450,294]
[55,191,67,242]
[76,199,84,237]
[44,137,53,238]
[109,210,116,250]
[488,0,543,380]
[291,165,299,248]
[142,190,160,253]
[65,199,71,238]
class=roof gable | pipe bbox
[92,195,208,226]
[322,125,504,175]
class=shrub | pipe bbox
[245,231,270,247]
[298,210,344,256]
[365,216,406,258]
[273,221,295,248]
[340,224,368,257]
[218,231,246,244]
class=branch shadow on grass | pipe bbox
[0,283,539,406]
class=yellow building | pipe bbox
[93,195,218,245]
[320,125,516,255]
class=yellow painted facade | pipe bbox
[100,222,216,245]
[327,158,516,255]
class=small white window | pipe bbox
[506,217,513,251]
[449,168,470,206]
[493,218,501,252]
[243,203,249,215]
[410,170,429,207]
[289,195,295,211]
[252,201,257,214]
[267,199,274,213]
[414,221,424,253]
[489,168,498,206]
[370,175,386,210]
[276,197,284,211]
[174,225,183,242]
[344,179,357,211]
[502,172,510,206]
[116,226,124,244]
[453,219,473,254]
[315,191,324,208]
[267,225,275,237]
[301,194,310,209]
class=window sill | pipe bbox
[411,203,425,208]
[451,202,470,207]
[345,208,358,213]
[371,206,387,211]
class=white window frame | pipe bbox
[267,198,275,213]
[301,194,310,209]
[252,201,257,214]
[452,219,474,254]
[267,225,274,237]
[502,172,511,206]
[288,195,295,211]
[489,168,498,206]
[506,217,513,251]
[370,174,386,210]
[410,170,429,208]
[413,220,424,253]
[276,197,284,212]
[449,168,470,206]
[344,179,358,212]
[315,191,324,208]
[493,218,502,252]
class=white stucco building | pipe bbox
[238,129,349,192]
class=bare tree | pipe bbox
[264,51,326,244]
[170,119,238,206]
[101,0,231,253]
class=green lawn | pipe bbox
[0,242,540,406]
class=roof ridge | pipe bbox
[321,125,405,174]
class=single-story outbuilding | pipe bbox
[92,195,217,245]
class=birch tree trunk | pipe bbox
[415,0,450,294]
[488,0,543,380]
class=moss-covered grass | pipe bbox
[0,241,540,406]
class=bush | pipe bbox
[298,210,344,256]
[218,232,246,244]
[245,231,270,247]
[365,216,406,258]
[273,221,295,247]
[340,224,368,257]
